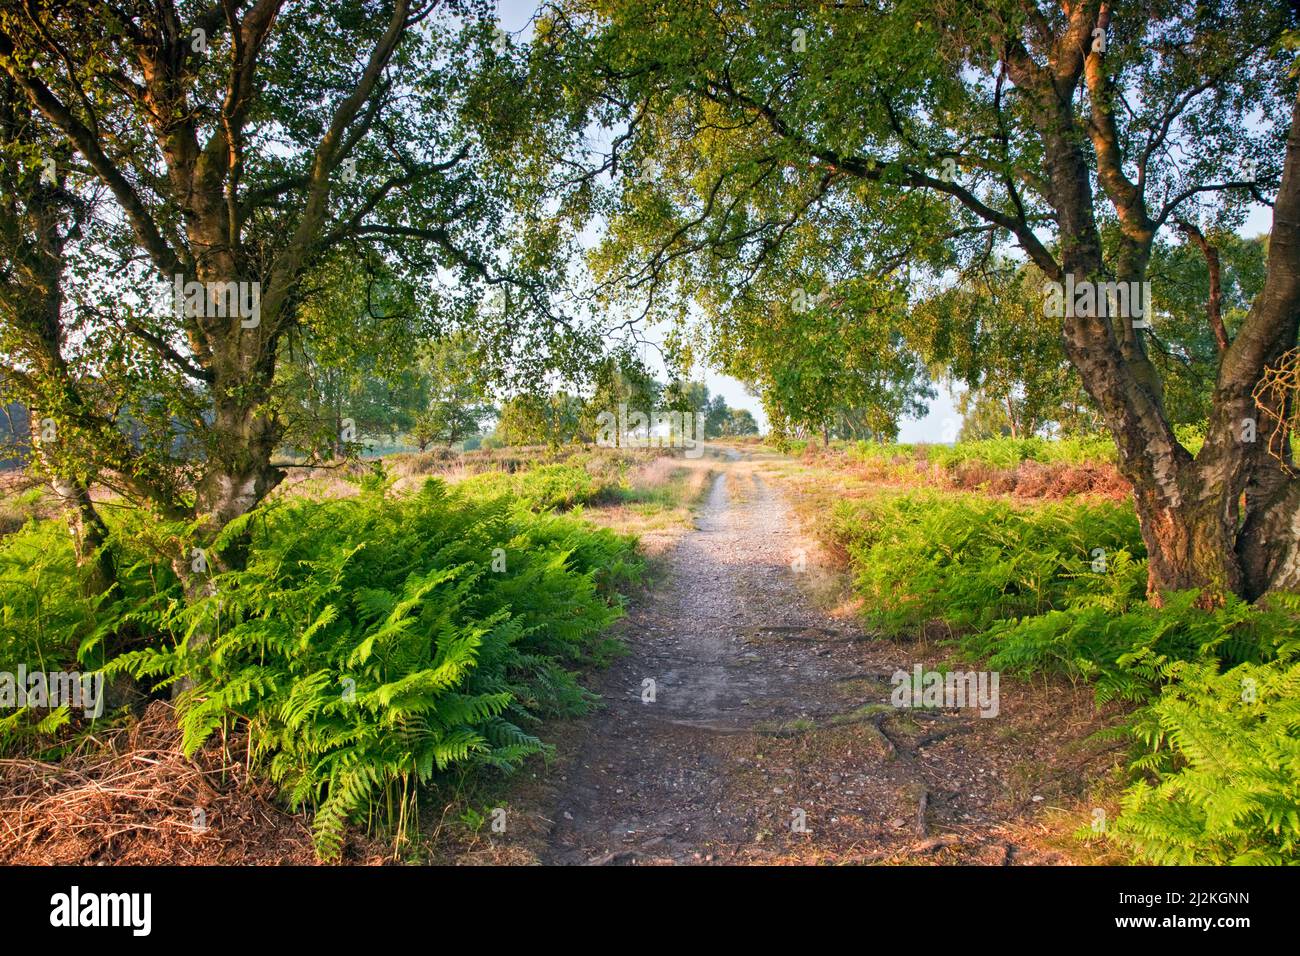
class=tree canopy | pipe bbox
[536,0,1300,600]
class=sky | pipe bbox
[492,1,1278,443]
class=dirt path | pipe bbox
[538,450,1105,865]
[544,461,848,863]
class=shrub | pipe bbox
[970,589,1300,863]
[0,487,46,537]
[1112,640,1300,864]
[830,491,1144,636]
[457,462,620,511]
[0,518,166,755]
[965,590,1290,703]
[106,478,640,859]
[829,437,1123,495]
[0,522,100,753]
[827,475,1298,864]
[925,435,1118,470]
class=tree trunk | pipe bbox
[1128,469,1243,604]
[1237,480,1300,598]
[1193,84,1300,599]
[49,475,115,596]
[1019,29,1300,603]
[170,395,284,698]
[191,391,285,572]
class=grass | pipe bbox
[576,454,717,557]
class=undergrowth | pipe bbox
[827,487,1300,864]
[1,471,641,859]
[830,490,1144,636]
[455,461,624,511]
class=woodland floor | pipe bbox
[0,447,1132,865]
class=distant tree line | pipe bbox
[491,358,758,448]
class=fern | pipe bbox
[829,486,1300,864]
[1111,653,1300,864]
[105,477,639,859]
[830,490,1145,637]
